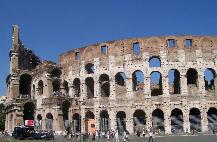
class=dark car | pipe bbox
[34,130,54,140]
[12,126,35,140]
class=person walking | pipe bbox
[115,129,119,142]
[148,127,154,142]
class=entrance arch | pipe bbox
[152,109,164,132]
[207,107,217,131]
[85,111,95,134]
[171,108,183,133]
[100,110,109,131]
[62,100,71,129]
[19,74,32,98]
[189,108,201,132]
[116,111,126,132]
[23,102,35,121]
[72,113,81,132]
[45,113,53,130]
[133,109,146,132]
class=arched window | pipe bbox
[116,111,126,132]
[85,63,94,74]
[150,71,163,96]
[73,78,80,97]
[189,108,201,132]
[115,72,127,96]
[52,79,60,92]
[19,74,32,97]
[23,102,35,121]
[171,108,183,133]
[85,77,94,98]
[149,56,161,67]
[99,74,110,97]
[100,110,109,131]
[168,69,181,94]
[187,68,198,86]
[133,109,146,132]
[132,70,144,91]
[204,68,216,91]
[63,81,69,94]
[38,80,43,95]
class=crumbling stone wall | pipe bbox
[5,25,217,134]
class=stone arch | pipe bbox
[207,107,217,131]
[171,108,183,133]
[85,111,95,133]
[45,113,53,130]
[168,69,181,94]
[73,78,80,97]
[72,113,81,132]
[187,68,198,86]
[116,111,126,132]
[152,108,164,132]
[23,102,35,121]
[150,71,163,96]
[132,70,144,91]
[115,72,127,96]
[189,108,201,132]
[85,77,94,98]
[62,100,71,128]
[19,74,32,98]
[133,109,146,132]
[63,80,69,94]
[85,63,94,74]
[204,68,216,91]
[99,74,110,97]
[100,110,110,131]
[149,56,161,67]
[38,80,44,95]
[51,67,62,78]
[52,79,60,92]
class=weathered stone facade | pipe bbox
[5,25,217,134]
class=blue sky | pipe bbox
[1,0,217,96]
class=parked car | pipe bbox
[12,126,35,140]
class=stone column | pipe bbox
[162,74,170,97]
[183,110,190,133]
[146,111,152,129]
[201,108,208,132]
[94,58,100,99]
[109,109,116,130]
[94,107,100,131]
[80,106,85,133]
[180,73,188,96]
[164,112,171,134]
[126,109,134,134]
[109,77,116,100]
[126,78,133,99]
[124,54,133,99]
[80,78,86,100]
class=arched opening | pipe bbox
[73,78,80,97]
[133,109,146,132]
[150,71,163,96]
[132,70,144,91]
[189,108,201,132]
[99,74,110,97]
[85,77,94,98]
[116,111,126,132]
[36,114,42,130]
[152,109,164,132]
[171,108,183,133]
[38,80,43,95]
[85,63,94,74]
[45,113,53,130]
[115,72,127,96]
[51,67,62,78]
[52,79,60,92]
[72,113,81,133]
[19,74,32,98]
[62,100,71,128]
[23,102,35,121]
[63,81,69,95]
[85,111,95,134]
[187,68,198,86]
[207,107,217,132]
[168,69,181,94]
[100,110,109,132]
[204,68,216,91]
[149,56,161,67]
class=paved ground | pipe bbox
[1,134,217,142]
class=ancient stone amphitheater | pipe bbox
[5,25,217,134]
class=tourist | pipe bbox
[115,129,119,142]
[148,127,154,142]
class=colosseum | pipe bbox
[5,25,217,134]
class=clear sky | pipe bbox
[1,0,217,96]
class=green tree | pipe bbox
[0,103,5,131]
